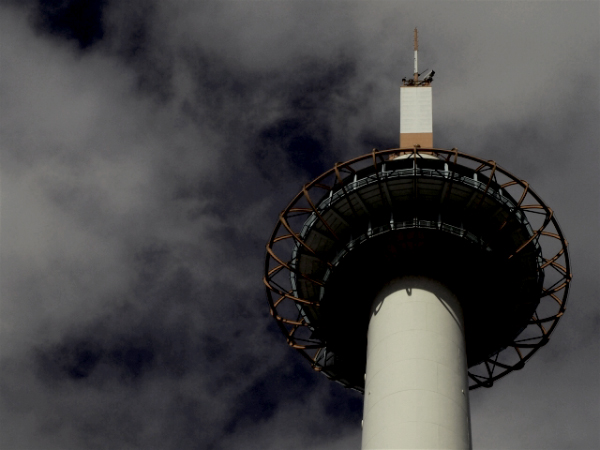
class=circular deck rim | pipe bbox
[264,147,572,391]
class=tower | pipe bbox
[264,29,571,449]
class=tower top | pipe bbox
[402,27,434,87]
[400,28,433,148]
[414,27,418,52]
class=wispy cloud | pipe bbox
[1,1,598,449]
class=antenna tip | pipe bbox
[414,28,419,51]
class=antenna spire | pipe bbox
[414,27,418,51]
[413,28,419,82]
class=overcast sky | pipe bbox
[1,1,598,449]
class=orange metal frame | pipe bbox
[264,147,571,390]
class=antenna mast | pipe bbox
[413,27,419,82]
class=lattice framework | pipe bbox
[264,147,571,390]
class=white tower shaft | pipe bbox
[361,277,472,450]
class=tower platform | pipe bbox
[265,147,571,392]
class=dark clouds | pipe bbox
[32,0,108,49]
[1,1,598,449]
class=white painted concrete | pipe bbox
[400,87,433,134]
[362,277,471,450]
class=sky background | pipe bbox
[1,1,598,449]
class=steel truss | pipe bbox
[264,147,571,391]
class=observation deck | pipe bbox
[265,147,571,392]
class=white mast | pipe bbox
[414,27,419,82]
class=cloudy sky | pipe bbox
[1,1,598,449]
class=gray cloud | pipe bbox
[1,1,598,449]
